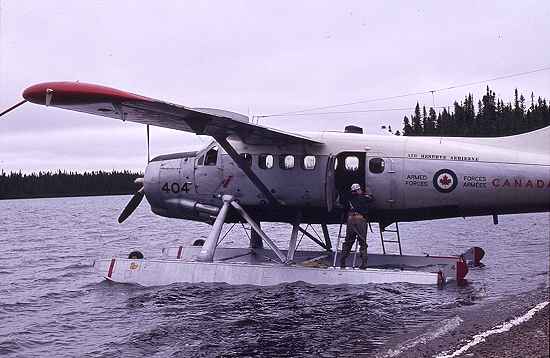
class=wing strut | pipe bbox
[214,136,279,207]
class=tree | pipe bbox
[403,116,413,136]
[411,103,423,135]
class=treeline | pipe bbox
[0,170,143,200]
[400,87,550,136]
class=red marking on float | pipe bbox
[22,82,150,105]
[456,257,468,285]
[107,258,116,278]
[473,247,485,266]
[176,246,183,259]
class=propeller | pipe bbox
[118,178,145,223]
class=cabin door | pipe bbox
[366,154,400,210]
[325,154,337,211]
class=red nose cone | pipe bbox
[22,81,149,105]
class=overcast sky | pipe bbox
[1,1,549,173]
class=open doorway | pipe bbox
[334,151,366,206]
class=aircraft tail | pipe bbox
[452,125,550,154]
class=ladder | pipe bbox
[379,222,402,255]
[332,218,369,267]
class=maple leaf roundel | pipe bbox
[433,169,458,193]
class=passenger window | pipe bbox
[240,153,252,167]
[280,155,295,170]
[369,158,385,173]
[259,154,274,169]
[204,146,218,166]
[303,155,316,170]
[345,156,359,171]
[197,154,205,166]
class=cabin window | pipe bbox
[280,154,295,170]
[345,156,359,172]
[204,146,218,166]
[302,155,316,170]
[239,153,252,167]
[197,154,205,166]
[369,157,385,173]
[333,158,339,170]
[259,154,274,169]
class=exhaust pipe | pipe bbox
[167,198,221,216]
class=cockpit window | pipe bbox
[197,154,205,166]
[204,146,218,166]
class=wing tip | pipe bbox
[22,81,149,105]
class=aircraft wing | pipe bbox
[22,82,322,145]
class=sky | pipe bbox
[1,0,549,173]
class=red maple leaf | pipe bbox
[439,174,452,186]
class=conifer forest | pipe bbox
[0,170,142,200]
[398,87,549,136]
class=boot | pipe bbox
[339,253,349,269]
[339,243,351,268]
[359,247,368,269]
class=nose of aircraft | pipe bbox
[142,152,199,215]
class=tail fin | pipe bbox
[491,125,550,153]
[452,126,550,154]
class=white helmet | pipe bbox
[350,183,361,191]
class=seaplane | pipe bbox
[2,82,549,287]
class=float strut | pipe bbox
[198,195,233,262]
[287,212,302,261]
[230,201,288,263]
[321,224,332,251]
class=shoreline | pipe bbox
[379,285,550,358]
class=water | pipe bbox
[0,196,548,357]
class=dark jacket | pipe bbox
[348,193,374,215]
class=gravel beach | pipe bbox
[380,285,549,358]
[462,303,549,358]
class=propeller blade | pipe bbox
[146,124,151,163]
[118,188,145,223]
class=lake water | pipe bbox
[0,195,548,357]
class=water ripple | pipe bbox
[0,196,548,357]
